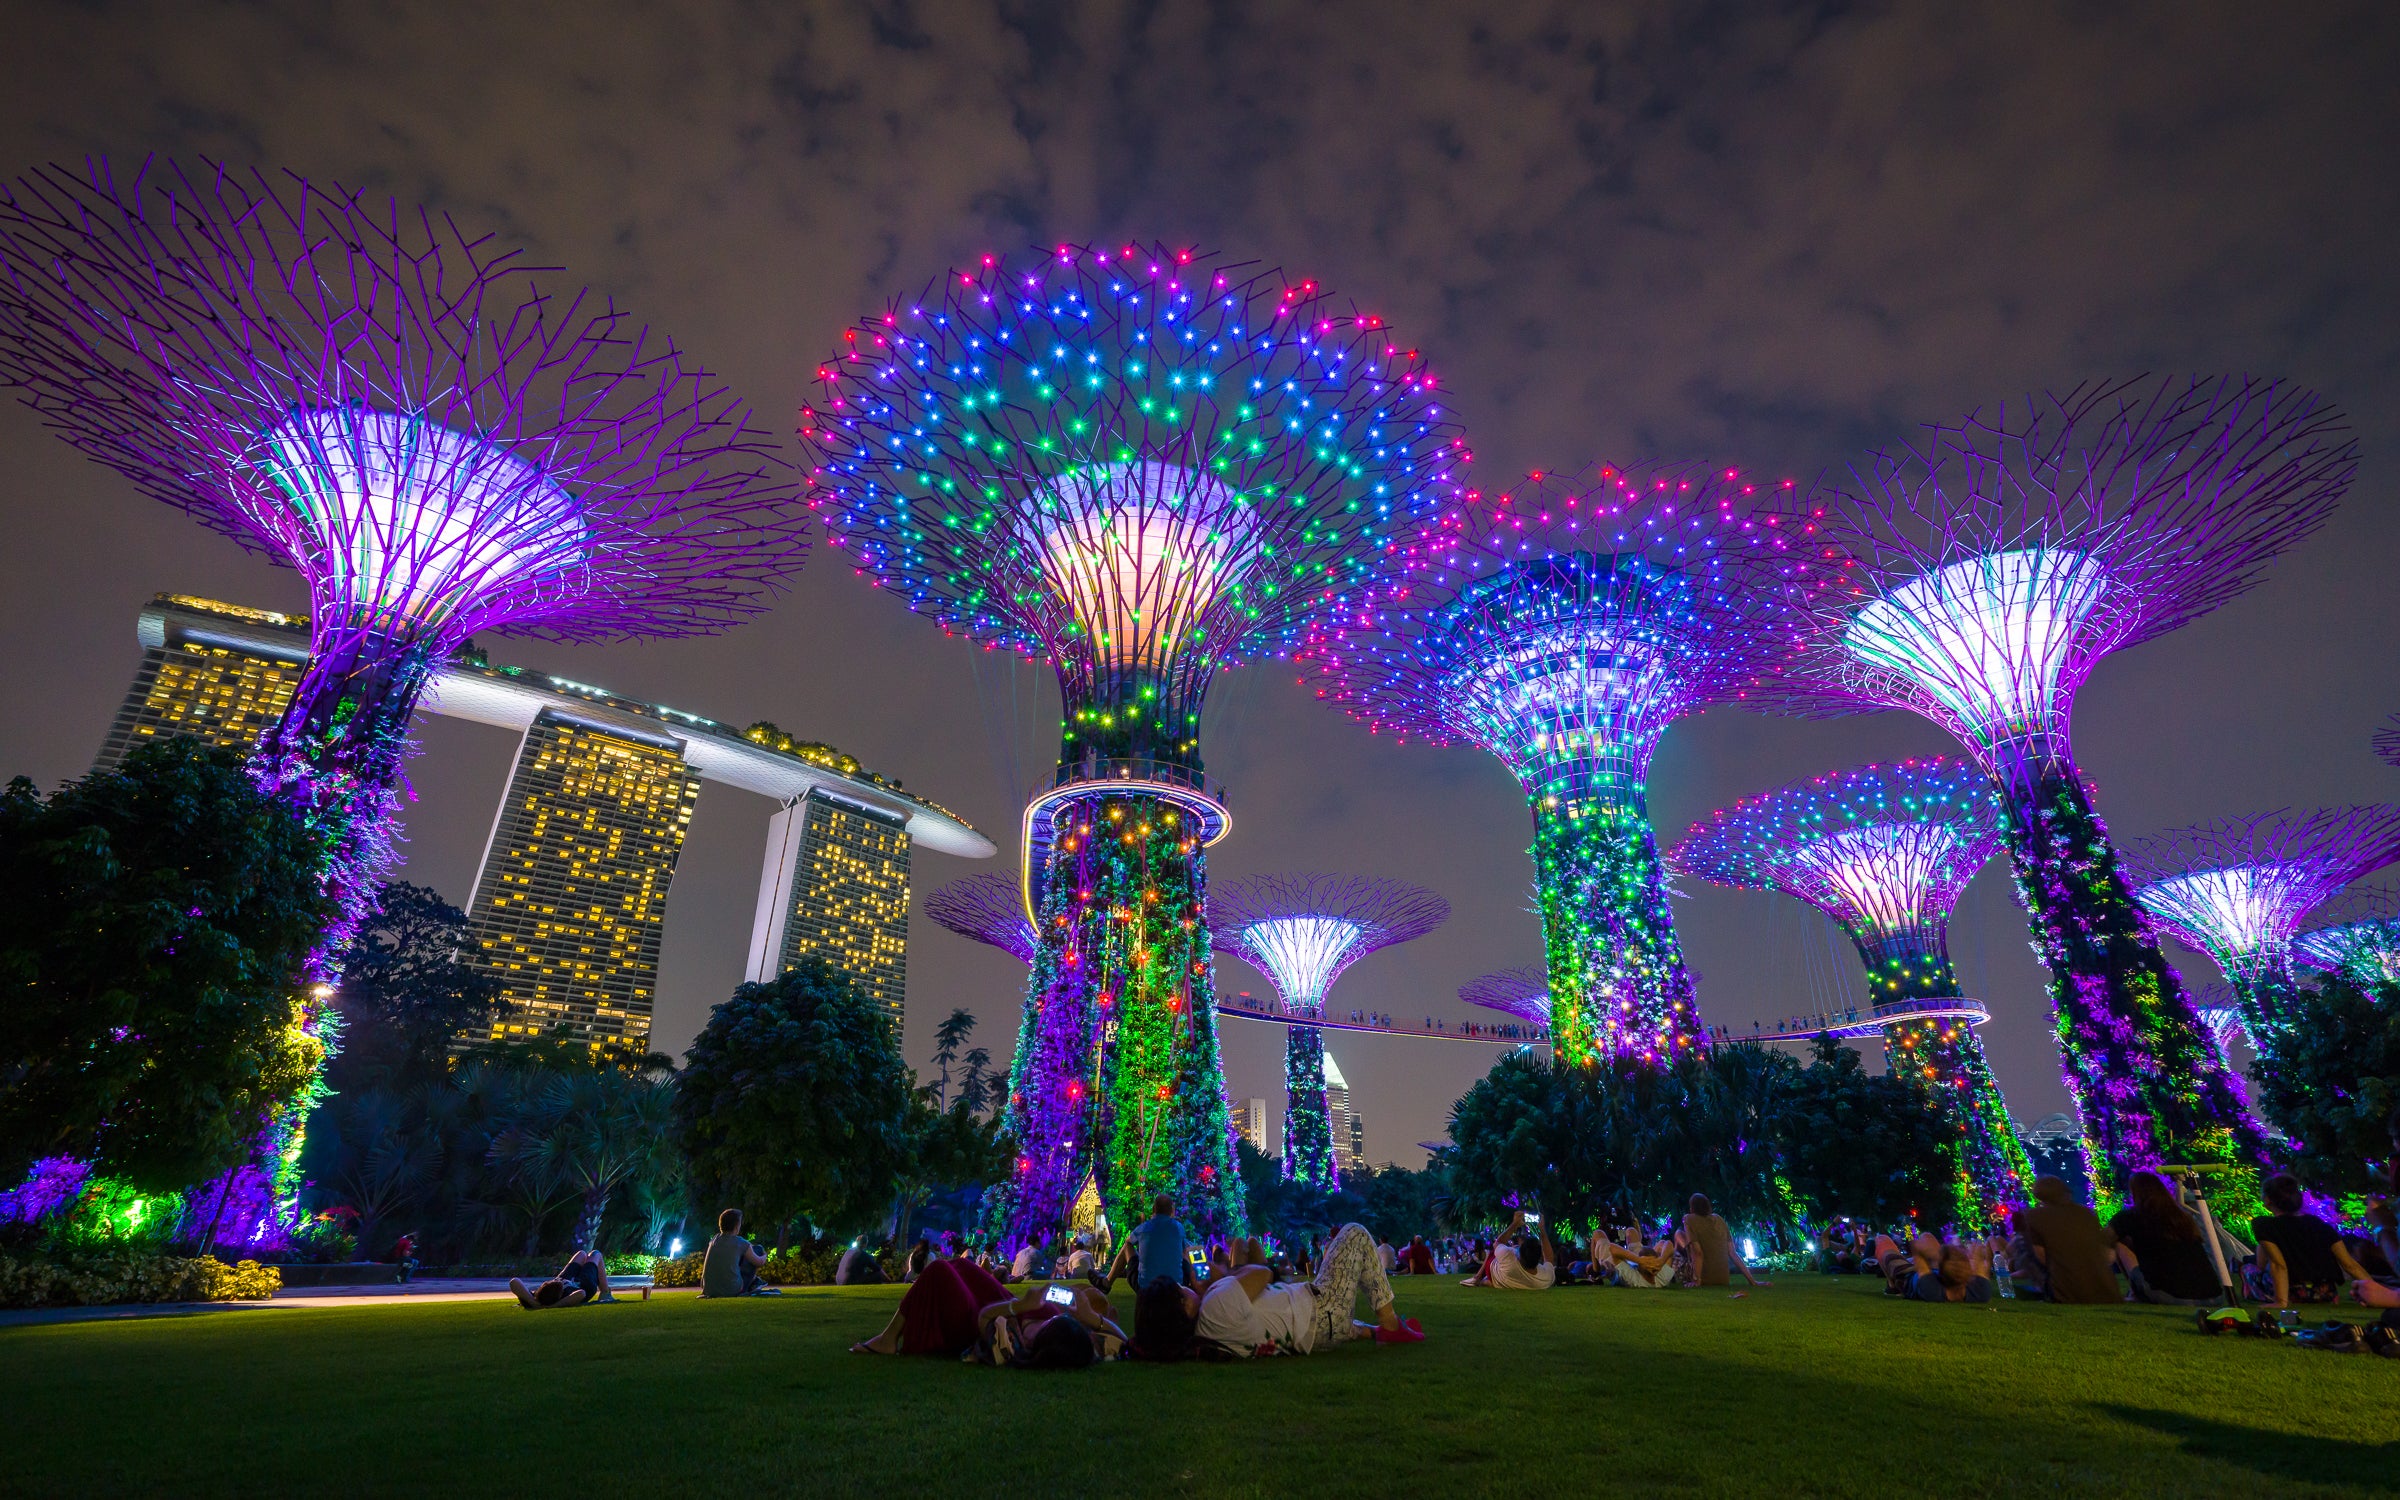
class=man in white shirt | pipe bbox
[1010,1239,1043,1281]
[1060,1234,1097,1277]
[1195,1226,1425,1354]
[1377,1239,1399,1274]
[1464,1211,1557,1289]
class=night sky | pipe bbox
[4,3,2397,1168]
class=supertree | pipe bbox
[2293,885,2400,988]
[1300,463,1820,1067]
[1207,874,1447,1191]
[1666,757,2034,1230]
[1459,964,1550,1028]
[924,872,1039,963]
[802,242,1461,1242]
[0,160,803,1244]
[2126,807,2400,1048]
[1765,375,2354,1202]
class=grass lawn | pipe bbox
[1,1276,2391,1496]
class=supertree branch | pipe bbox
[2294,885,2400,988]
[1301,462,1826,1069]
[802,242,1459,1246]
[1756,376,2352,1208]
[1667,757,2031,1230]
[1208,874,1446,1190]
[2127,806,2400,1042]
[1460,964,1550,1026]
[2375,716,2400,773]
[926,873,1039,963]
[0,160,806,1247]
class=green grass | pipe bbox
[2,1278,2391,1496]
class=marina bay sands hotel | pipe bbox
[95,595,995,1052]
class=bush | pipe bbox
[0,1249,279,1308]
[647,1242,904,1289]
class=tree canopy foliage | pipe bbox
[0,740,332,1193]
[2250,974,2400,1195]
[674,960,916,1238]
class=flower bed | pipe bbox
[0,1249,280,1308]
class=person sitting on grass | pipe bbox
[2108,1170,2224,1305]
[1592,1224,1681,1289]
[2246,1173,2372,1308]
[1195,1226,1425,1355]
[1402,1235,1436,1276]
[1681,1194,1767,1288]
[1059,1234,1097,1279]
[1130,1194,1191,1290]
[1873,1232,1997,1304]
[511,1249,613,1309]
[700,1209,780,1297]
[850,1259,1127,1362]
[836,1239,887,1286]
[903,1235,935,1282]
[2016,1176,2120,1303]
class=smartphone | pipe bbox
[1042,1284,1076,1308]
[1523,1213,1541,1227]
[1187,1246,1210,1280]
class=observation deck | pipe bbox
[1018,756,1232,921]
[1216,991,1548,1047]
[1712,995,1991,1045]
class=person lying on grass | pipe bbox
[851,1258,1127,1362]
[511,1250,613,1309]
[1193,1227,1424,1355]
[1874,1232,1997,1303]
[1460,1212,1555,1289]
[1590,1224,1683,1289]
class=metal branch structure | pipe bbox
[802,242,1462,1244]
[1766,375,2354,1204]
[1207,874,1446,1191]
[1460,964,1551,1027]
[2376,717,2400,771]
[2293,884,2400,988]
[0,159,804,1245]
[1666,757,2034,1230]
[925,873,1040,963]
[1301,463,1823,1068]
[2127,807,2400,1048]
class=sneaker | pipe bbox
[1373,1321,1426,1344]
[2362,1323,2400,1359]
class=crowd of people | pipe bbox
[503,1169,2400,1363]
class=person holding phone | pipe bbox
[1462,1211,1555,1289]
[851,1264,1126,1362]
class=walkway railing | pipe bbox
[1216,992,1550,1047]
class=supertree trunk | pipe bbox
[1998,760,2269,1210]
[1531,780,1704,1068]
[1854,932,2033,1234]
[186,624,442,1250]
[1281,1022,1340,1193]
[983,881,1109,1252]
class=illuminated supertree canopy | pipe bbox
[1301,463,1820,1069]
[802,242,1462,1243]
[925,872,1039,964]
[1766,375,2354,1205]
[1459,964,1550,1028]
[2127,806,2400,1046]
[1667,757,2033,1230]
[2293,884,2400,988]
[1207,874,1446,1192]
[0,159,803,1244]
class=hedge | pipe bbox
[0,1250,281,1309]
[649,1243,903,1289]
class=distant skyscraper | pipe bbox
[1237,1098,1270,1155]
[96,595,307,770]
[1347,1112,1368,1177]
[1321,1051,1354,1174]
[745,787,912,1029]
[466,709,702,1052]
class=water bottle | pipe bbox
[1994,1262,2015,1299]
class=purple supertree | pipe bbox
[2293,884,2400,989]
[925,872,1039,964]
[1666,757,2033,1231]
[1300,464,1821,1068]
[2127,807,2400,1048]
[1765,375,2353,1204]
[0,160,804,1245]
[1459,964,1550,1028]
[1207,874,1447,1192]
[801,243,1462,1244]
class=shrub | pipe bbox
[0,1249,280,1308]
[651,1254,703,1288]
[646,1242,904,1289]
